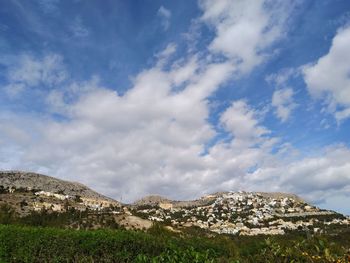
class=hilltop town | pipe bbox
[131,192,349,236]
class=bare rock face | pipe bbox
[0,170,117,203]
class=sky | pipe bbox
[0,0,350,215]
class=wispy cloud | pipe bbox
[157,6,171,31]
[3,54,67,95]
[70,16,89,38]
[37,0,60,14]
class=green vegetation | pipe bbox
[0,224,222,263]
[0,204,350,262]
[0,223,349,262]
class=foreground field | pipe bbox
[0,223,350,262]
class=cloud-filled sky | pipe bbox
[1,0,350,214]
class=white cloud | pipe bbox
[335,108,350,121]
[155,43,177,67]
[0,123,31,145]
[247,145,350,204]
[3,62,350,211]
[267,68,298,122]
[221,100,270,147]
[4,54,67,95]
[303,24,350,122]
[157,6,172,31]
[199,0,296,73]
[3,83,25,98]
[272,88,297,122]
[0,46,270,203]
[4,52,235,201]
[266,68,297,87]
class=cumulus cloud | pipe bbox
[303,24,350,122]
[157,6,171,31]
[199,0,296,73]
[0,44,271,202]
[221,100,270,147]
[3,51,235,201]
[247,145,350,204]
[3,58,350,207]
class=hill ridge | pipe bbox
[0,170,116,202]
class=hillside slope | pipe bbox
[0,170,349,236]
[0,171,114,201]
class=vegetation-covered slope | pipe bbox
[0,223,350,262]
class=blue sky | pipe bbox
[0,0,350,215]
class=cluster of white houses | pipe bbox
[134,191,350,236]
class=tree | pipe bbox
[0,204,16,224]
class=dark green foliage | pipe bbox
[136,204,159,210]
[19,200,28,207]
[74,195,83,203]
[0,186,7,194]
[0,224,217,262]
[0,223,349,262]
[0,204,16,224]
[283,213,346,223]
[13,186,29,193]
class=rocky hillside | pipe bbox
[1,170,349,235]
[131,191,349,236]
[0,171,114,201]
[0,171,120,215]
[133,192,304,209]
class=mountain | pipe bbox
[0,171,120,215]
[0,171,114,200]
[0,170,349,236]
